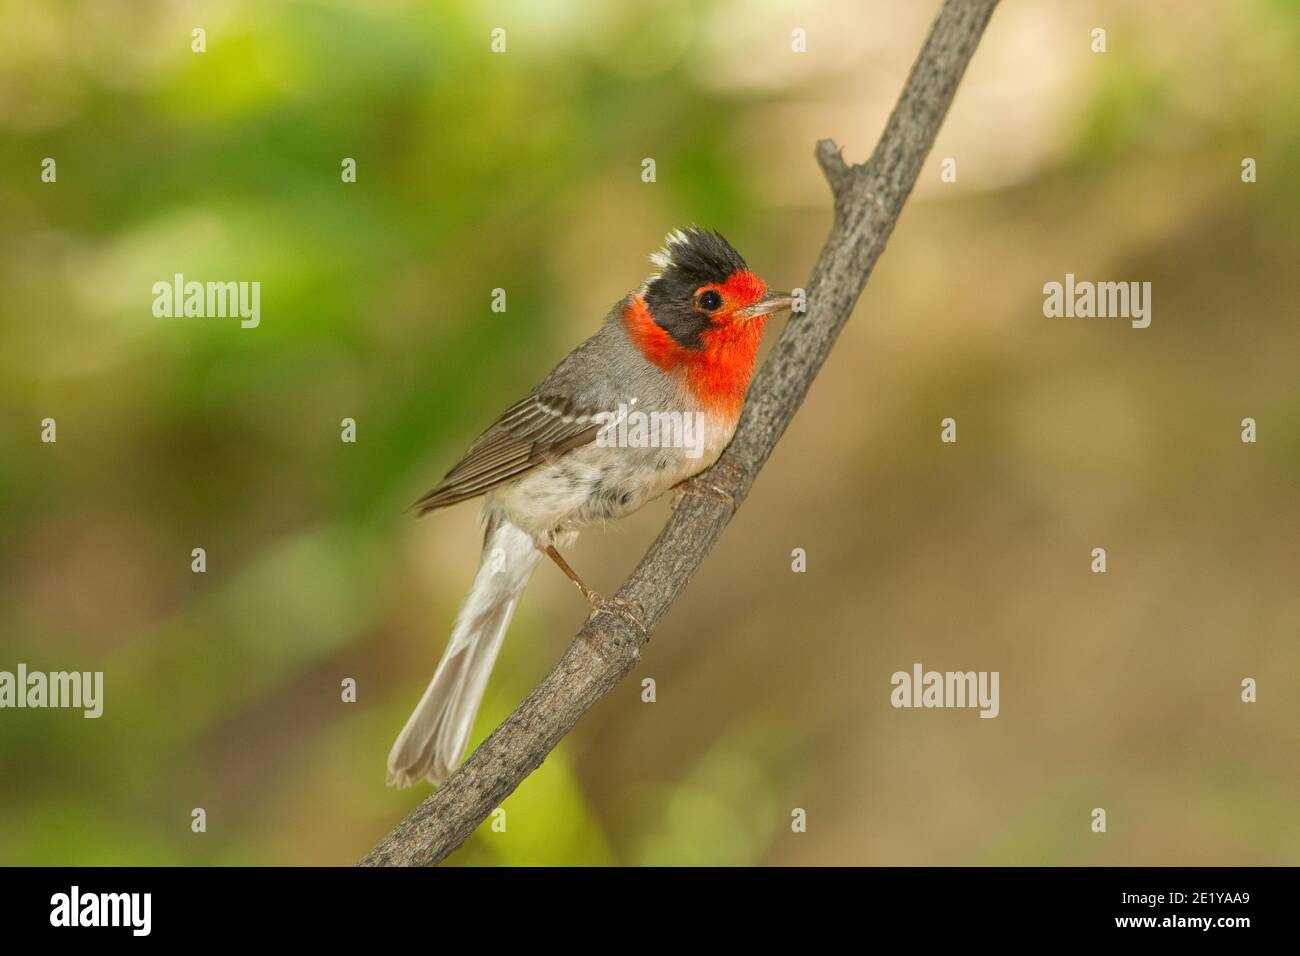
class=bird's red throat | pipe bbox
[623,282,768,420]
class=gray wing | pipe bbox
[412,392,604,515]
[414,306,674,515]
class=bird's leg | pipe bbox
[541,543,649,638]
[542,544,599,605]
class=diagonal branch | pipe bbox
[361,0,1000,867]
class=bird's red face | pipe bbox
[692,267,790,329]
[624,228,793,417]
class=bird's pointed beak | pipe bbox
[735,291,796,320]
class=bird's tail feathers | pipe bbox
[386,512,542,788]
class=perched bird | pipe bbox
[388,227,793,787]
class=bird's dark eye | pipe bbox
[698,290,723,311]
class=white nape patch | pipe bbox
[648,227,694,271]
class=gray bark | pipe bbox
[361,0,1001,867]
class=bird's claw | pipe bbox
[674,463,741,511]
[588,593,648,640]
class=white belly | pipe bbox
[489,410,736,538]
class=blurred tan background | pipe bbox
[0,0,1296,865]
